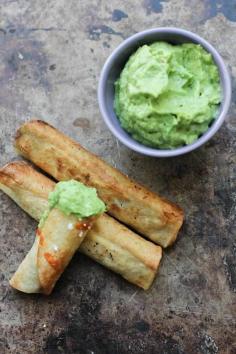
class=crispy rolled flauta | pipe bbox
[10,209,94,294]
[8,178,105,295]
[0,162,162,290]
[15,120,184,247]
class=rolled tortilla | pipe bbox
[0,162,162,290]
[15,120,184,247]
[10,209,93,294]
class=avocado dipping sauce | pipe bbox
[39,180,106,228]
[114,42,221,149]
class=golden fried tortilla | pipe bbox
[0,162,162,290]
[15,120,184,247]
[10,208,93,294]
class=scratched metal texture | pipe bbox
[0,1,235,353]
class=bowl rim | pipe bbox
[98,27,232,157]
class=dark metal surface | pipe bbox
[0,1,235,353]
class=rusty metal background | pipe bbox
[0,1,235,353]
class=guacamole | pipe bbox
[114,42,221,149]
[39,180,106,227]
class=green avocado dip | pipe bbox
[39,180,106,228]
[114,42,221,149]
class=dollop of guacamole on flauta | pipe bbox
[39,180,106,227]
[114,42,221,149]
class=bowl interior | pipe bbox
[100,29,230,156]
